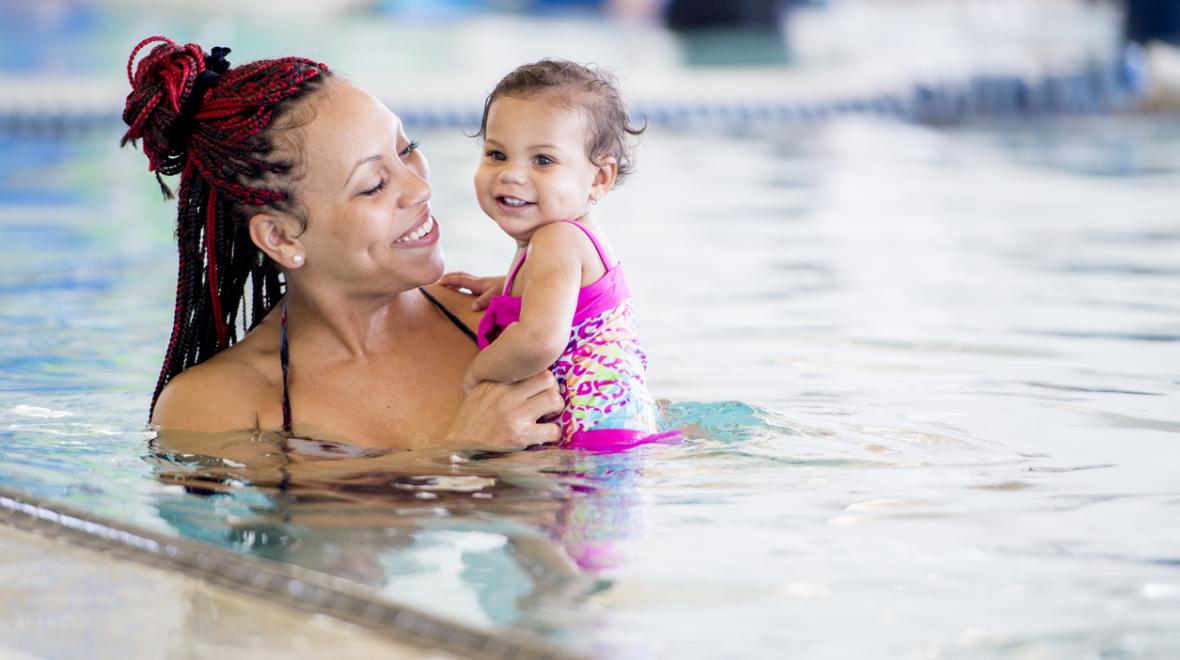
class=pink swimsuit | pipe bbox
[477,221,676,450]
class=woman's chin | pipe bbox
[423,260,446,286]
[412,247,446,287]
[375,245,445,293]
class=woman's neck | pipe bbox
[282,280,421,359]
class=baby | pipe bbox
[456,59,671,450]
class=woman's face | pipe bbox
[290,81,442,293]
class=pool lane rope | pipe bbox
[0,49,1150,137]
[0,484,583,660]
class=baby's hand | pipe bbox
[439,271,505,311]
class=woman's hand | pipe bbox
[439,271,505,311]
[443,371,563,451]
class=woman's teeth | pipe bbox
[395,216,434,243]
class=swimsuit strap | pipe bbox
[504,221,613,295]
[280,302,292,433]
[502,249,528,295]
[418,286,479,343]
[561,220,613,270]
[278,288,476,435]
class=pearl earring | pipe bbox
[292,254,304,266]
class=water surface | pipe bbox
[2,114,1180,658]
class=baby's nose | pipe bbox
[498,166,526,184]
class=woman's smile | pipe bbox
[392,211,439,247]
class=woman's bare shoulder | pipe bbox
[422,282,484,332]
[150,334,278,432]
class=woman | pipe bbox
[122,37,562,450]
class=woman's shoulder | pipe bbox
[422,282,484,332]
[150,326,280,432]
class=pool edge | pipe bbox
[0,484,583,660]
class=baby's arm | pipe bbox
[465,223,587,391]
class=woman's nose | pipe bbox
[397,167,431,208]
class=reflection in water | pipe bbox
[547,451,645,573]
[145,426,664,629]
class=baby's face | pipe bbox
[474,95,602,242]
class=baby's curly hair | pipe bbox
[476,59,645,185]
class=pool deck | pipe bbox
[0,525,454,660]
[0,486,580,660]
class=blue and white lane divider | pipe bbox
[400,53,1148,129]
[0,50,1150,138]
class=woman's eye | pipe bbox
[399,140,420,158]
[534,155,554,166]
[486,150,506,161]
[362,178,388,196]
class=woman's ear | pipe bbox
[248,212,306,269]
[589,155,618,204]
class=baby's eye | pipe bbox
[362,178,387,197]
[485,150,506,161]
[399,140,420,158]
[534,155,554,166]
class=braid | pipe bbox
[122,36,332,415]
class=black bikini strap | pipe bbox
[419,287,478,344]
[280,302,292,433]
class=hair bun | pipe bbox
[121,36,211,192]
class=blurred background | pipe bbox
[3,1,1180,659]
[2,0,1178,133]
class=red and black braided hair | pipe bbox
[121,36,331,415]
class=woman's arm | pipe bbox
[464,222,586,390]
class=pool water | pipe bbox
[3,109,1179,658]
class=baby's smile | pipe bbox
[496,195,535,209]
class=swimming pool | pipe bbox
[3,4,1180,659]
[5,109,1180,657]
